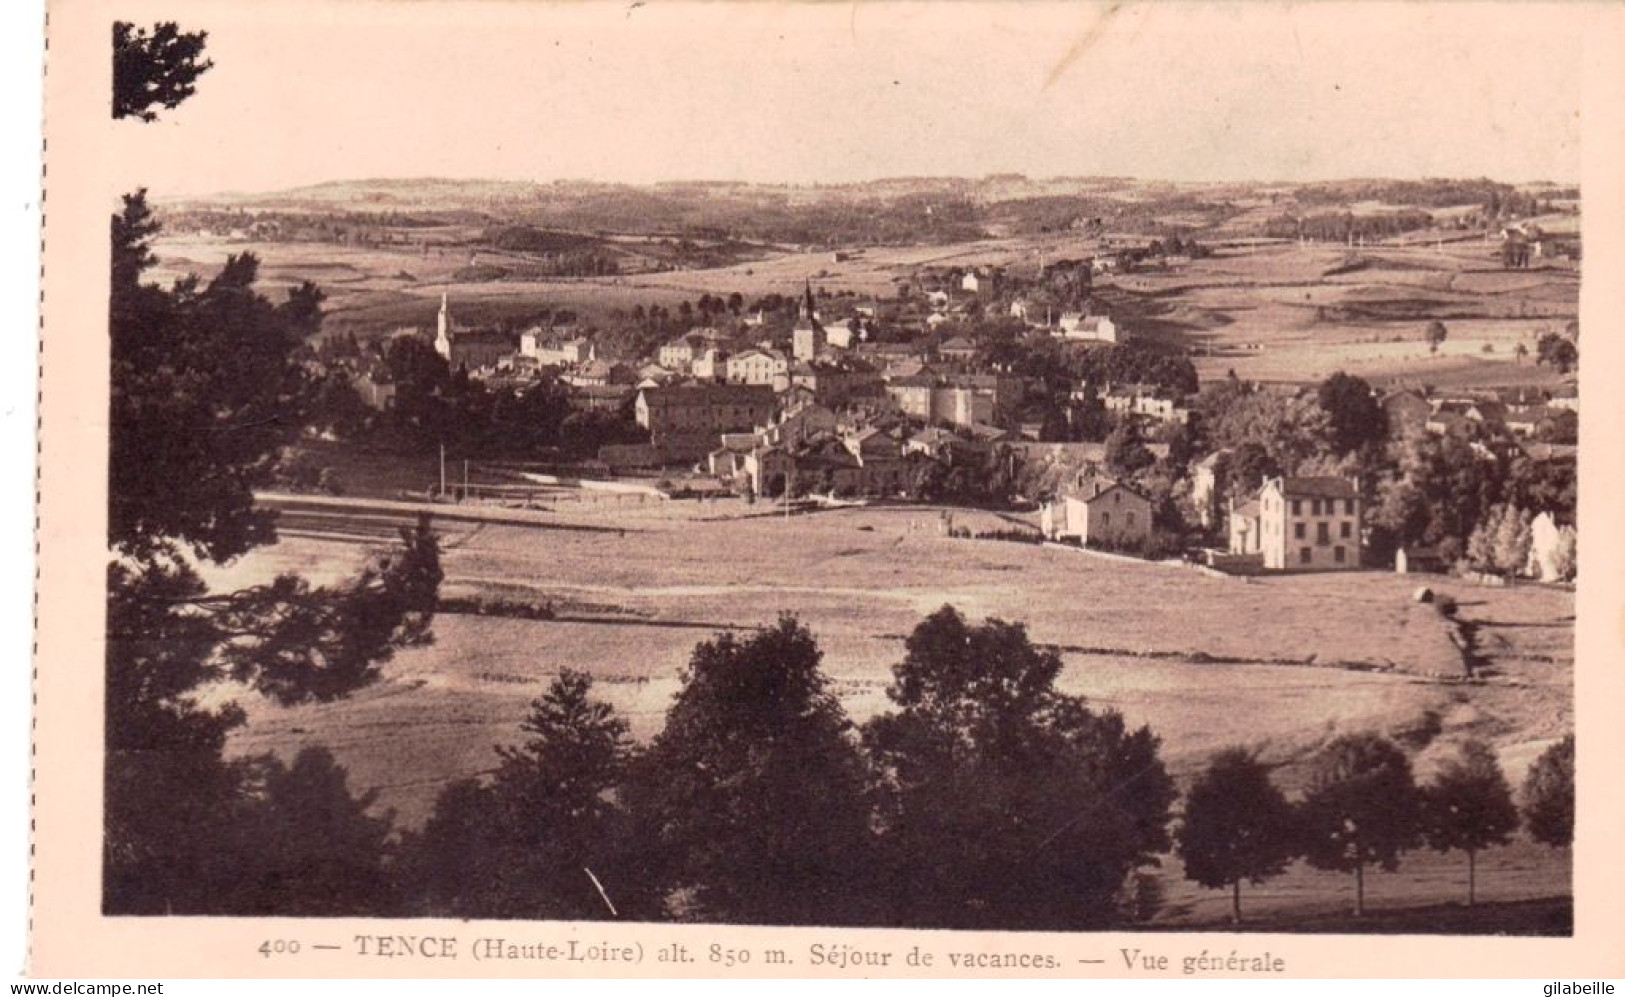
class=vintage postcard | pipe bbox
[31,0,1625,979]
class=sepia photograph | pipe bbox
[29,0,1625,979]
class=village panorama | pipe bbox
[112,171,1578,934]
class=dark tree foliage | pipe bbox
[1298,733,1422,916]
[104,518,442,914]
[1536,333,1578,374]
[1504,455,1577,525]
[1537,408,1578,446]
[1104,420,1156,478]
[106,170,442,912]
[1223,441,1280,508]
[376,335,634,457]
[1317,372,1385,456]
[1177,748,1299,924]
[111,191,322,563]
[629,617,876,925]
[399,671,636,920]
[1522,735,1575,849]
[1420,739,1519,907]
[862,606,1176,930]
[1372,432,1508,554]
[112,21,213,122]
[219,748,396,916]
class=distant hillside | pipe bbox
[158,175,1578,248]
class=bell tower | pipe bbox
[434,292,452,360]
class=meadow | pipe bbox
[208,498,1573,926]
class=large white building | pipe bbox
[1253,477,1362,571]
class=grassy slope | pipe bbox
[218,504,1568,827]
[208,497,1570,929]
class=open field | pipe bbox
[1103,242,1577,387]
[209,498,1573,925]
[215,497,1570,827]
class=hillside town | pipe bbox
[311,237,1580,584]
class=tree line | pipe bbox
[1179,733,1572,923]
[114,600,1573,928]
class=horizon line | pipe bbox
[152,171,1583,203]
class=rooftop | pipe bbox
[1271,476,1359,500]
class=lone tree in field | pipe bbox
[863,605,1176,930]
[1425,320,1449,355]
[1521,735,1575,849]
[1177,748,1300,924]
[1298,733,1422,917]
[113,21,213,121]
[1419,739,1519,907]
[630,616,875,926]
[1536,332,1579,375]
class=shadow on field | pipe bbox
[1153,896,1572,936]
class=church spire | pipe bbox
[434,292,452,360]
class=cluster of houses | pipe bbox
[1038,459,1367,573]
[1379,383,1577,449]
[388,278,1150,473]
[353,240,1147,436]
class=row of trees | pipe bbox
[194,608,1572,928]
[1261,210,1436,243]
[1180,735,1573,923]
[123,608,1179,927]
[304,329,649,458]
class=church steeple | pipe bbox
[434,292,452,360]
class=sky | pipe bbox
[108,1,1587,196]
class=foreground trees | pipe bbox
[1522,735,1575,849]
[1177,749,1299,923]
[399,670,633,919]
[112,21,213,122]
[631,617,876,925]
[1298,733,1423,917]
[1420,740,1520,907]
[863,606,1176,930]
[107,170,443,912]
